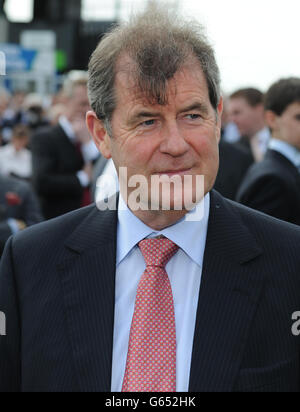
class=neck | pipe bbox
[131,209,190,231]
[250,123,265,139]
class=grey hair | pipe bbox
[88,3,221,136]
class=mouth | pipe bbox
[154,168,193,177]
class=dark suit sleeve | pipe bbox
[237,176,292,222]
[0,237,22,392]
[31,131,83,197]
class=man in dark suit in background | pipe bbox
[31,73,99,220]
[237,78,300,225]
[0,174,43,257]
[214,140,253,200]
[0,6,299,393]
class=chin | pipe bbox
[150,186,205,212]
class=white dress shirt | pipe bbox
[269,138,300,171]
[111,193,210,392]
[251,127,271,162]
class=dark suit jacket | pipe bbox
[0,190,299,392]
[31,125,85,220]
[214,141,254,200]
[236,150,300,226]
[0,176,43,257]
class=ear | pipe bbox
[265,110,278,131]
[86,111,112,159]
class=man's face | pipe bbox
[67,85,90,122]
[271,102,300,150]
[229,97,263,138]
[91,62,222,211]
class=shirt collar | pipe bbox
[269,138,300,169]
[117,192,211,268]
[254,127,271,141]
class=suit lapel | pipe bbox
[58,197,118,392]
[189,191,264,392]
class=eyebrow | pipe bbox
[178,102,210,116]
[128,110,161,126]
[128,101,210,126]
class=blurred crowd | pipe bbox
[1,72,300,257]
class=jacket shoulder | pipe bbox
[236,155,298,202]
[227,195,300,242]
[241,151,296,185]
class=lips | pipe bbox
[154,168,193,177]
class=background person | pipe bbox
[229,88,271,162]
[0,88,14,145]
[31,72,99,220]
[0,124,32,181]
[236,78,300,225]
[0,174,43,258]
[0,5,299,393]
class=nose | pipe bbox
[160,121,190,157]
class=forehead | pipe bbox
[229,97,255,111]
[114,60,211,109]
[282,101,300,115]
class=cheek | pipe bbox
[190,132,219,159]
[289,125,300,141]
[281,120,296,138]
[117,138,158,171]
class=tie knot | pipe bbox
[139,237,179,269]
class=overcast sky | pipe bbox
[4,0,300,93]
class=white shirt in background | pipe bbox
[251,127,271,162]
[0,144,32,179]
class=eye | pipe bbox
[185,114,202,121]
[141,119,156,127]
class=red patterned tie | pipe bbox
[122,237,179,392]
